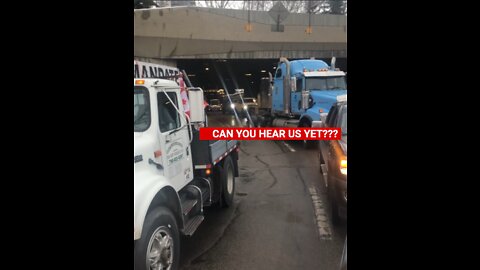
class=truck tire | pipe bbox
[220,156,235,208]
[134,207,180,270]
[300,121,316,149]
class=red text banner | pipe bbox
[199,128,342,140]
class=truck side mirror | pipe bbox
[301,89,310,110]
[290,77,297,92]
[188,88,206,123]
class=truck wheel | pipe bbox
[328,175,341,226]
[220,156,235,207]
[134,207,180,270]
[300,121,316,149]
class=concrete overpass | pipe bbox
[134,6,347,60]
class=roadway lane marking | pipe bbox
[308,186,332,240]
[282,141,296,152]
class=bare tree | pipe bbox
[305,1,347,15]
[305,1,321,13]
[242,1,304,13]
[194,1,347,14]
[279,1,305,13]
[328,0,346,14]
[198,0,232,9]
[249,1,274,11]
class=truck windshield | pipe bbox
[306,76,346,91]
[210,100,220,105]
[134,87,150,132]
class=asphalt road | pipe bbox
[179,112,346,270]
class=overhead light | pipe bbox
[261,70,266,73]
[188,74,196,77]
[245,73,252,76]
[205,67,209,71]
[273,67,276,69]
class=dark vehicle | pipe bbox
[222,96,244,115]
[207,99,222,112]
[319,95,347,225]
[242,97,259,115]
[242,97,258,108]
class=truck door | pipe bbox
[273,65,284,112]
[291,77,304,114]
[156,89,193,190]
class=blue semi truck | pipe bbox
[256,57,347,147]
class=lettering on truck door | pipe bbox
[156,89,192,187]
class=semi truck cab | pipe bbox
[272,58,347,127]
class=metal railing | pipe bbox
[137,1,347,15]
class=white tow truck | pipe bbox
[134,78,240,270]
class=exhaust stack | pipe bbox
[279,57,291,114]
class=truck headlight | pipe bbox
[340,159,347,175]
[243,105,248,110]
[230,104,235,109]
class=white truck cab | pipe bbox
[134,78,239,270]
